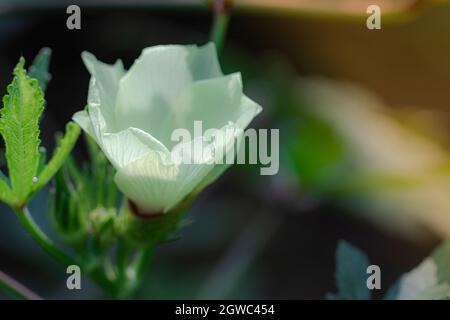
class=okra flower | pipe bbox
[73,43,261,215]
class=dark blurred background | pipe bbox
[0,0,449,299]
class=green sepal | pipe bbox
[90,207,116,251]
[49,166,88,244]
[115,196,194,248]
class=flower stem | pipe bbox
[134,246,154,280]
[112,245,155,300]
[15,206,76,266]
[0,269,42,300]
[14,206,114,294]
[210,0,231,55]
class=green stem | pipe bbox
[15,206,76,266]
[14,206,114,294]
[112,239,130,299]
[116,240,129,279]
[134,246,154,280]
[0,269,42,300]
[112,245,155,300]
[210,0,231,55]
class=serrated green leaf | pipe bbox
[28,47,52,92]
[33,122,80,192]
[0,169,12,203]
[0,57,44,206]
[329,240,371,300]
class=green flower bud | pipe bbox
[89,206,116,251]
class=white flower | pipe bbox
[73,43,262,214]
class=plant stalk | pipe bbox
[210,0,231,55]
[0,269,42,300]
[14,206,114,294]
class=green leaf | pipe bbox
[329,240,371,300]
[28,48,52,92]
[0,57,44,206]
[287,112,347,194]
[0,170,12,203]
[388,239,450,300]
[33,122,81,192]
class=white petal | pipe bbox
[194,124,243,192]
[115,150,213,213]
[170,135,216,166]
[81,105,169,169]
[72,110,94,137]
[173,73,243,133]
[101,127,170,169]
[235,95,263,130]
[185,42,223,80]
[114,44,222,144]
[87,104,108,144]
[82,51,125,131]
[176,87,262,193]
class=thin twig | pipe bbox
[210,0,232,55]
[0,269,42,300]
